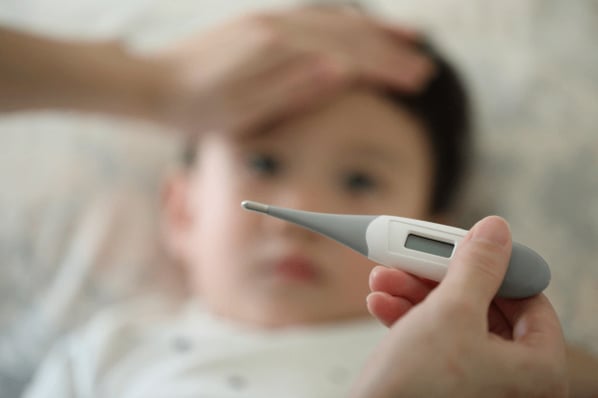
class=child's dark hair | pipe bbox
[386,40,471,214]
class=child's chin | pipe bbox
[242,303,360,330]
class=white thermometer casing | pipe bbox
[365,216,465,281]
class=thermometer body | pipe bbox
[366,215,466,282]
[241,200,551,299]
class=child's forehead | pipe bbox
[233,89,425,152]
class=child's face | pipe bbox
[166,88,436,328]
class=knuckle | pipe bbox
[428,294,476,324]
[444,296,477,320]
[290,54,333,83]
[246,13,282,48]
[463,241,507,282]
[249,12,276,27]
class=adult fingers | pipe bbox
[436,216,513,315]
[494,295,564,349]
[493,295,568,396]
[366,291,414,327]
[274,7,435,92]
[230,53,348,135]
[369,266,432,304]
[356,38,434,92]
[374,21,421,42]
[331,11,432,89]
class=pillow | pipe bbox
[0,113,184,393]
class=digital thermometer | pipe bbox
[241,200,550,299]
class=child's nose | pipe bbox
[274,183,333,213]
[261,188,327,239]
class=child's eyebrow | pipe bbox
[343,145,403,166]
[230,128,286,147]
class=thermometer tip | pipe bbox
[241,200,270,214]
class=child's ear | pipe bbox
[161,171,194,261]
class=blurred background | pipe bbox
[1,0,597,396]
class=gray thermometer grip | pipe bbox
[498,242,550,298]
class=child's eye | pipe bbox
[343,171,377,192]
[247,153,281,176]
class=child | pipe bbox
[23,38,469,397]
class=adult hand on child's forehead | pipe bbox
[1,6,433,136]
[351,216,569,398]
[147,6,435,136]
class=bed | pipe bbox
[1,1,596,396]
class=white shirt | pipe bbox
[23,298,388,398]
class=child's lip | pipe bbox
[270,254,320,282]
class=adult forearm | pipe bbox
[0,27,166,118]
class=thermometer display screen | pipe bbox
[405,234,454,258]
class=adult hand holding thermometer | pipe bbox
[241,200,550,298]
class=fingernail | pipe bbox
[398,59,435,92]
[471,216,510,247]
[368,266,380,286]
[412,58,436,83]
[314,57,350,83]
[365,293,374,307]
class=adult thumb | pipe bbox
[437,216,512,313]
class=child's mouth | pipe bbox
[271,254,319,283]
